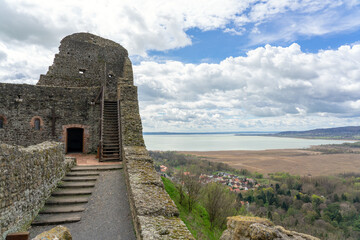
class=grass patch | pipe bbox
[162,177,223,239]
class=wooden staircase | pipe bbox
[101,101,121,161]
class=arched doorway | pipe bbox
[67,128,84,153]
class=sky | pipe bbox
[0,0,360,132]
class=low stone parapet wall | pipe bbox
[0,141,74,240]
[123,146,194,239]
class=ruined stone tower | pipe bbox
[0,33,144,161]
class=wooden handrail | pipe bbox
[94,86,103,103]
[117,99,122,161]
[99,86,105,161]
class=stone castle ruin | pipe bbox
[0,33,316,240]
[0,32,144,161]
[0,33,194,239]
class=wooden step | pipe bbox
[103,149,119,151]
[32,213,81,225]
[103,147,120,150]
[103,150,119,153]
[100,157,121,162]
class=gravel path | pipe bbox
[29,170,136,240]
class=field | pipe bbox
[179,149,360,176]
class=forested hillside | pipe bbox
[151,151,360,239]
[273,126,360,140]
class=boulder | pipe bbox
[32,225,72,240]
[220,216,319,240]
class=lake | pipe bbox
[143,134,355,151]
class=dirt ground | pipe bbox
[179,149,360,176]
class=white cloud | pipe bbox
[135,43,360,131]
[0,0,360,131]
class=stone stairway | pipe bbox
[31,164,122,226]
[102,101,121,161]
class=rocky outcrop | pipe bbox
[32,225,72,240]
[220,216,319,240]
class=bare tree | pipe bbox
[182,173,202,212]
[203,182,237,229]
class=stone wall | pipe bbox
[0,83,100,152]
[119,85,145,147]
[0,141,74,240]
[123,146,194,239]
[38,32,132,101]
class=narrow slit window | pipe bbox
[79,69,86,74]
[34,118,40,130]
[0,118,3,129]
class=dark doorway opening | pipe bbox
[67,128,84,153]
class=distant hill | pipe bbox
[273,126,360,140]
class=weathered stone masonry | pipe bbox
[0,33,134,155]
[0,142,74,239]
[0,84,100,152]
[123,146,194,239]
[0,32,194,239]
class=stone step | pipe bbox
[71,165,122,171]
[52,188,93,196]
[32,213,81,226]
[40,204,86,214]
[62,176,98,182]
[58,181,96,188]
[46,196,89,205]
[66,171,99,176]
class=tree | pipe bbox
[311,194,324,215]
[324,203,342,223]
[176,183,185,206]
[203,183,237,229]
[181,172,201,212]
